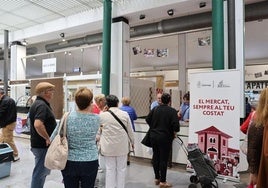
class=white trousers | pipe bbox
[104,155,127,188]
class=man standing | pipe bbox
[0,88,20,161]
[29,82,57,188]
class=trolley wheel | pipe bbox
[211,180,218,188]
[188,183,197,188]
[201,182,218,188]
[190,175,198,183]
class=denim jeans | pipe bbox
[31,148,51,188]
[61,160,98,188]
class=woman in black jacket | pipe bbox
[146,93,180,187]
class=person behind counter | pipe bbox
[177,92,190,122]
[150,93,162,110]
[146,93,180,187]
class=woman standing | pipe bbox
[56,88,99,188]
[99,95,134,188]
[247,88,268,187]
[146,93,180,187]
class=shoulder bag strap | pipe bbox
[181,106,189,118]
[108,110,128,133]
[62,112,70,137]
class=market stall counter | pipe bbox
[133,118,189,165]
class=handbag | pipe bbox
[108,110,134,154]
[141,130,151,147]
[44,112,69,170]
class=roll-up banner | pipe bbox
[188,70,241,180]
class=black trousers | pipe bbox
[151,139,172,182]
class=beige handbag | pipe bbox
[44,112,69,170]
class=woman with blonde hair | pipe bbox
[92,94,106,114]
[247,88,268,187]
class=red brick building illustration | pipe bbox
[194,126,240,177]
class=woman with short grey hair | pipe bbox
[99,95,134,188]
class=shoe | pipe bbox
[98,167,104,173]
[127,161,130,166]
[155,179,160,185]
[159,182,172,187]
[13,156,20,162]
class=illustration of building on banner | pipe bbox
[191,126,240,178]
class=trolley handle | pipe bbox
[176,135,184,145]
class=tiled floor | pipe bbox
[1,136,248,188]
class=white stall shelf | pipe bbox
[173,125,189,164]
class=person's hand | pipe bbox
[46,138,51,146]
[249,173,258,186]
[103,105,109,112]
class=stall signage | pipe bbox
[42,58,56,73]
[245,81,268,90]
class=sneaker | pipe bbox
[159,182,172,187]
[98,167,104,173]
[13,156,20,162]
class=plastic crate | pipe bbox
[0,143,13,179]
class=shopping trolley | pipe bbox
[175,136,218,188]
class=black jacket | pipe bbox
[0,95,17,128]
[146,104,180,143]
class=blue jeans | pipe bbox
[61,160,98,188]
[31,148,51,188]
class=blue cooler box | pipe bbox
[0,143,14,179]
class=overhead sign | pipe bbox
[42,58,56,73]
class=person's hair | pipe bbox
[183,92,190,101]
[121,97,131,106]
[161,93,171,105]
[106,95,119,108]
[0,88,4,95]
[94,94,105,104]
[255,88,268,127]
[75,88,93,110]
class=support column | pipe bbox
[178,34,187,95]
[110,17,130,100]
[235,0,245,118]
[227,0,236,69]
[3,30,8,94]
[10,43,26,101]
[212,0,224,70]
[102,0,112,95]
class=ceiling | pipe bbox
[1,0,268,79]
